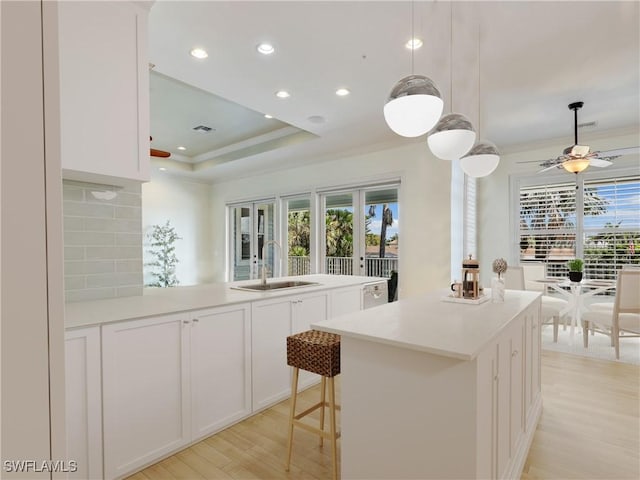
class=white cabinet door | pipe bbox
[65,327,103,480]
[102,314,190,480]
[508,318,525,460]
[495,316,526,480]
[524,302,541,426]
[251,297,293,411]
[190,304,251,441]
[292,291,329,390]
[330,286,362,318]
[58,1,149,185]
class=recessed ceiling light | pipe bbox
[177,146,186,151]
[190,48,208,59]
[336,88,350,97]
[275,90,290,99]
[264,114,273,119]
[405,38,423,50]
[308,115,326,124]
[159,167,167,171]
[257,43,275,55]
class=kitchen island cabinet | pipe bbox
[102,313,191,480]
[251,290,328,411]
[190,304,252,441]
[65,275,383,479]
[313,289,542,480]
[65,327,103,480]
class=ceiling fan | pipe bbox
[150,136,170,158]
[536,102,639,174]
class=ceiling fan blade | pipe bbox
[150,148,171,158]
[537,164,560,173]
[589,158,613,168]
[596,146,640,158]
[149,135,171,158]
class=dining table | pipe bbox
[535,277,617,344]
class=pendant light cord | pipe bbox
[411,0,415,74]
[477,21,482,138]
[450,2,453,111]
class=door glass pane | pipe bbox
[257,202,276,278]
[325,193,354,275]
[287,197,311,275]
[365,188,399,278]
[231,206,251,280]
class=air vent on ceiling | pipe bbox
[193,125,214,132]
[578,121,597,129]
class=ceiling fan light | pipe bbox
[427,113,476,160]
[460,140,500,177]
[562,158,590,174]
[384,75,444,137]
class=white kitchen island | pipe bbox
[313,289,542,480]
[63,274,385,480]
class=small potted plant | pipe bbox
[567,258,584,283]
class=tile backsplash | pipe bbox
[63,180,143,302]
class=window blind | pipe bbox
[583,176,640,279]
[464,176,477,259]
[518,174,639,279]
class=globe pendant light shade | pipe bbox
[384,75,444,137]
[427,113,476,160]
[460,140,500,177]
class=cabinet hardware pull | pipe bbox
[192,318,199,323]
[512,350,518,357]
[183,320,190,325]
[494,375,499,381]
[532,324,537,330]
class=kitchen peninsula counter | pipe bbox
[65,274,382,329]
[313,289,541,360]
[312,289,542,480]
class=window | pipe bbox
[451,161,477,280]
[583,177,640,279]
[516,172,639,279]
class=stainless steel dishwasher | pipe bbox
[362,280,388,309]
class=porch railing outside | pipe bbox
[288,256,311,276]
[289,256,398,278]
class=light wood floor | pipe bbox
[129,351,639,480]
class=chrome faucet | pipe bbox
[261,240,282,285]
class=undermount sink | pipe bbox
[232,280,320,292]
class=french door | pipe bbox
[228,201,276,281]
[321,185,399,278]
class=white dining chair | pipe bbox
[504,266,568,342]
[582,270,640,359]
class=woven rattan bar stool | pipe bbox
[285,329,341,480]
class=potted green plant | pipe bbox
[567,258,584,283]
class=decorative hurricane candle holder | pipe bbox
[491,258,507,303]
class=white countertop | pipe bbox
[312,289,541,361]
[65,274,385,329]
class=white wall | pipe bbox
[478,131,640,284]
[209,141,452,299]
[142,171,214,286]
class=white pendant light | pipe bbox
[427,4,475,160]
[384,2,443,138]
[384,75,444,137]
[460,140,500,177]
[428,113,476,161]
[460,22,500,177]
